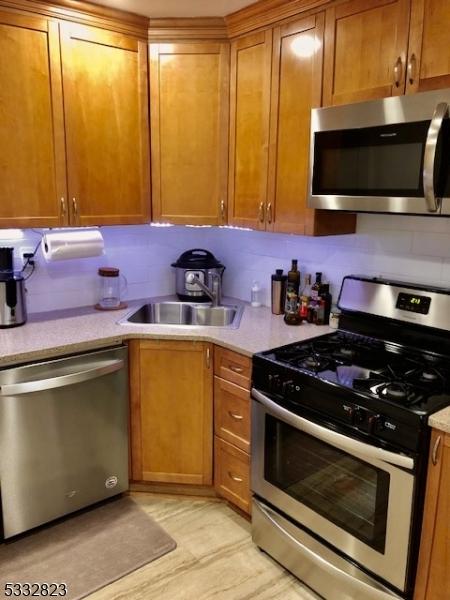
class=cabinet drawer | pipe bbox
[214,437,251,514]
[214,346,251,389]
[214,376,250,453]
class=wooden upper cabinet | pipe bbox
[0,11,66,228]
[228,31,272,230]
[130,340,213,486]
[267,14,324,235]
[323,0,411,106]
[407,0,450,94]
[150,43,229,225]
[60,23,150,226]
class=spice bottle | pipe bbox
[311,272,322,301]
[299,274,311,321]
[284,260,301,325]
[251,281,262,307]
[271,269,287,315]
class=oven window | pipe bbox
[312,120,430,197]
[265,416,390,553]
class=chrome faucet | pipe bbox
[186,272,222,307]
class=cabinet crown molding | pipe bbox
[226,0,333,38]
[148,17,227,41]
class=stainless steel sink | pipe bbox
[121,301,244,329]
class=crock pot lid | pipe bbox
[171,248,224,269]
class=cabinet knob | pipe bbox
[258,201,265,223]
[228,411,244,421]
[432,435,442,466]
[393,56,403,88]
[228,471,243,482]
[407,53,417,85]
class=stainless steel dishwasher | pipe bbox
[0,345,128,538]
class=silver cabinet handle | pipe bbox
[393,56,403,87]
[423,102,448,213]
[60,197,66,219]
[267,202,272,224]
[220,200,226,221]
[228,411,244,421]
[0,359,124,396]
[229,364,244,374]
[206,347,211,369]
[252,388,414,470]
[407,53,417,85]
[228,471,243,482]
[432,435,442,466]
[72,197,78,220]
[258,201,265,223]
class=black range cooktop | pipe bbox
[261,331,450,410]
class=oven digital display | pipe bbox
[396,292,431,314]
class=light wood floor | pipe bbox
[88,494,320,600]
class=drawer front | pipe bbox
[214,346,251,389]
[214,436,251,514]
[214,376,250,453]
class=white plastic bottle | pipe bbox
[251,281,262,307]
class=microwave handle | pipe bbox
[252,388,414,471]
[423,102,448,213]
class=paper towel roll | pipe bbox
[43,228,104,261]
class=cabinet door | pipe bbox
[267,14,324,235]
[323,0,411,106]
[407,0,450,94]
[228,31,272,230]
[150,43,229,225]
[414,431,450,600]
[60,23,150,226]
[130,340,213,485]
[0,12,66,228]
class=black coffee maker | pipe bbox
[0,247,27,328]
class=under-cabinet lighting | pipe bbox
[0,229,25,241]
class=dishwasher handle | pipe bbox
[0,359,124,396]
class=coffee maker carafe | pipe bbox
[0,247,27,328]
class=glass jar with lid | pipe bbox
[96,267,127,310]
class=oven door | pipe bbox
[251,389,416,593]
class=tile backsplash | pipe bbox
[3,213,450,313]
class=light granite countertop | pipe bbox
[0,296,333,367]
[429,408,450,434]
[2,297,447,433]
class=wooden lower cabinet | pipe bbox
[213,347,252,515]
[414,430,450,600]
[214,437,251,514]
[129,339,213,485]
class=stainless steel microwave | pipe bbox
[308,88,450,215]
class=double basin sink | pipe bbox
[121,301,244,329]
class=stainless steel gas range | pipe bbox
[251,275,450,600]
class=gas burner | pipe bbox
[422,370,438,381]
[383,382,409,400]
[298,354,332,373]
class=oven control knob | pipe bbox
[282,380,295,395]
[354,407,366,425]
[268,374,281,392]
[368,414,381,434]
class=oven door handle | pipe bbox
[252,388,414,471]
[423,102,448,213]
